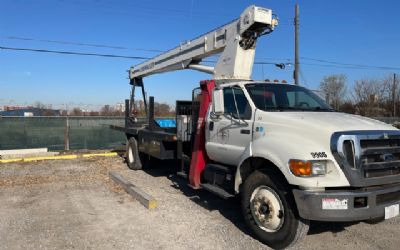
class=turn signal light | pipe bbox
[289,160,312,176]
[289,160,328,177]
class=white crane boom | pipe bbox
[129,5,278,81]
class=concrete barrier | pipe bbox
[0,152,118,164]
[109,171,157,209]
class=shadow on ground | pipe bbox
[139,160,362,238]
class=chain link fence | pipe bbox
[0,117,125,151]
[1,116,400,151]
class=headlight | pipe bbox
[289,159,327,177]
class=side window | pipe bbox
[251,88,277,109]
[223,87,252,120]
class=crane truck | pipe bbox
[112,5,400,249]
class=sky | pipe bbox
[1,0,400,110]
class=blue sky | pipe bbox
[1,0,400,109]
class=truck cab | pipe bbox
[203,81,400,246]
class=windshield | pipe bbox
[245,83,333,112]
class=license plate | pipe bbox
[385,204,399,220]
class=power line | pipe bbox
[1,45,399,71]
[2,35,293,62]
[7,35,396,70]
[301,57,400,71]
[2,36,164,53]
[1,35,291,64]
[0,46,149,60]
[58,0,231,18]
[0,45,283,65]
[299,69,309,86]
[301,62,400,71]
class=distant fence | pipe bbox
[0,116,399,151]
[0,117,126,151]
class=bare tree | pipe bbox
[100,105,113,116]
[340,101,356,114]
[42,109,56,116]
[70,107,83,116]
[381,74,400,117]
[352,78,390,116]
[33,101,46,109]
[319,74,347,110]
[88,111,100,116]
[154,102,173,117]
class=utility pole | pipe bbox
[393,73,397,117]
[294,4,300,85]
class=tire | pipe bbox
[126,137,142,170]
[241,170,309,249]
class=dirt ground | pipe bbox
[0,156,399,250]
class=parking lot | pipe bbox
[0,156,399,250]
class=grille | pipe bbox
[360,138,400,178]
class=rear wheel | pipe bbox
[241,170,309,249]
[126,137,142,170]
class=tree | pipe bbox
[42,109,56,116]
[319,74,347,110]
[340,101,356,114]
[381,74,400,117]
[33,101,46,109]
[70,107,83,116]
[88,111,99,116]
[352,78,390,116]
[154,102,173,117]
[100,105,113,116]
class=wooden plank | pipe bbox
[109,171,157,209]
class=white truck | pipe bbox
[112,5,400,249]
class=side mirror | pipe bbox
[212,89,224,115]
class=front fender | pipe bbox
[234,133,350,193]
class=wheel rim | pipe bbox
[128,145,134,164]
[250,185,284,233]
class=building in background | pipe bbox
[116,103,125,112]
[0,106,61,117]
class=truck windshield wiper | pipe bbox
[309,107,336,112]
[266,106,335,112]
[266,106,299,111]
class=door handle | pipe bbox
[209,121,214,131]
[240,129,250,134]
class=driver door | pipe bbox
[206,86,253,166]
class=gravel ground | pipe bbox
[0,156,399,250]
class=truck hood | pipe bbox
[262,111,397,135]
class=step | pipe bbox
[176,171,188,179]
[200,183,235,199]
[205,163,232,173]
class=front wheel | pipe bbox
[241,170,309,249]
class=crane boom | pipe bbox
[129,5,278,81]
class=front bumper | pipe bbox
[293,184,400,222]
